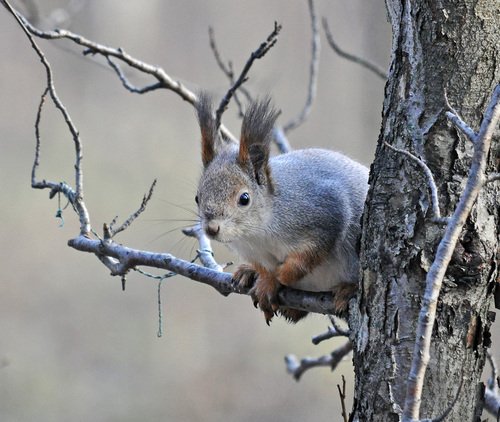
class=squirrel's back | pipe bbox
[269,148,368,244]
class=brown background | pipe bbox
[0,1,400,421]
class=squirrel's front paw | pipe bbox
[252,275,281,325]
[233,264,258,292]
[234,264,280,325]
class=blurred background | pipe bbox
[0,1,391,420]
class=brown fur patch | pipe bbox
[279,308,308,323]
[201,126,215,167]
[251,263,280,324]
[276,248,328,286]
[237,136,250,165]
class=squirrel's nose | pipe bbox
[206,221,220,237]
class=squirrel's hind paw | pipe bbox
[332,282,357,317]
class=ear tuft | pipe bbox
[196,92,217,167]
[239,97,280,181]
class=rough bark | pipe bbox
[350,1,499,421]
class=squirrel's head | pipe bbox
[195,94,279,243]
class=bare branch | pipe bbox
[444,89,477,142]
[107,179,157,238]
[208,26,252,118]
[322,17,386,80]
[445,111,478,143]
[272,126,293,154]
[3,0,91,235]
[384,142,448,224]
[402,83,500,421]
[282,0,320,133]
[182,224,224,272]
[208,23,294,153]
[487,351,499,392]
[106,57,163,94]
[32,87,49,187]
[285,340,352,381]
[214,21,282,130]
[312,315,350,344]
[337,375,349,422]
[7,6,237,142]
[67,235,340,314]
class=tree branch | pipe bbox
[5,4,237,142]
[312,315,350,344]
[282,0,320,133]
[384,142,448,224]
[3,0,91,235]
[182,224,224,272]
[208,25,292,154]
[402,83,500,421]
[107,179,157,238]
[337,375,349,422]
[284,340,352,381]
[214,21,282,130]
[322,16,386,80]
[67,235,340,314]
[208,26,252,118]
[444,89,477,142]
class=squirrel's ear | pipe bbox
[239,97,279,185]
[196,92,218,167]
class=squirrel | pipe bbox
[195,94,369,324]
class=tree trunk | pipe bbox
[351,1,499,421]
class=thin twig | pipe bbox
[284,340,352,381]
[337,375,348,422]
[384,141,448,224]
[208,26,252,117]
[32,87,49,187]
[272,126,292,154]
[487,351,499,392]
[282,0,320,133]
[214,21,282,130]
[106,57,163,94]
[444,89,477,142]
[312,315,350,345]
[108,179,157,238]
[322,17,386,80]
[402,83,500,421]
[182,224,223,272]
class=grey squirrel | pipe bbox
[195,94,369,324]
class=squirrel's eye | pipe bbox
[195,195,199,205]
[238,192,250,206]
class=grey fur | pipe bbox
[196,97,369,293]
